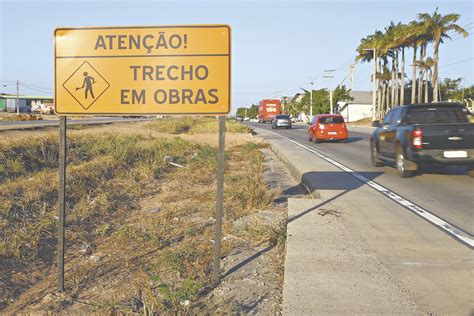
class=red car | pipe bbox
[307,114,348,143]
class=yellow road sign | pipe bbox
[54,25,231,115]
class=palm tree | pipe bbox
[418,43,427,102]
[394,23,412,106]
[377,68,392,116]
[404,21,428,104]
[424,57,434,102]
[356,30,386,118]
[418,8,469,101]
[416,57,434,102]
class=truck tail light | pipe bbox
[412,129,423,149]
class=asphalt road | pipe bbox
[246,122,474,236]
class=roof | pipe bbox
[0,94,53,100]
[348,91,372,104]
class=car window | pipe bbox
[406,106,468,124]
[319,116,344,124]
[390,108,402,125]
[382,111,394,125]
[276,115,290,119]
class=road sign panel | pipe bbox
[54,25,231,115]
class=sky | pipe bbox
[1,0,473,114]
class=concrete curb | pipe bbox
[252,127,320,199]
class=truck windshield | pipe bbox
[406,107,468,124]
[319,116,344,124]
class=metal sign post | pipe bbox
[212,116,225,284]
[58,116,67,292]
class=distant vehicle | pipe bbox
[243,117,250,121]
[236,116,244,121]
[30,103,54,115]
[271,114,292,129]
[307,114,348,143]
[370,103,474,178]
[258,99,281,123]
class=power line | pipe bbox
[19,85,53,95]
[233,88,299,96]
[20,82,53,92]
[1,80,53,91]
[439,57,474,68]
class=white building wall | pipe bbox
[338,103,372,122]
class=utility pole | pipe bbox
[310,88,312,119]
[350,64,355,91]
[323,70,335,114]
[362,48,377,121]
[16,80,20,115]
[372,49,377,120]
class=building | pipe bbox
[336,91,372,122]
[0,94,54,113]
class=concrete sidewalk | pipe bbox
[284,198,418,315]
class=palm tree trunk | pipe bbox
[411,46,417,104]
[382,82,387,116]
[391,61,396,108]
[386,79,390,111]
[378,59,384,112]
[400,48,405,105]
[424,70,429,103]
[429,70,433,102]
[377,84,382,116]
[418,45,424,103]
[433,40,440,102]
[394,50,399,106]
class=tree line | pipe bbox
[356,7,469,118]
[236,7,471,119]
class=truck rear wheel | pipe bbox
[396,146,415,178]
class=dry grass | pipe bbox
[347,117,373,125]
[145,117,252,134]
[1,125,277,314]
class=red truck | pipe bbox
[258,99,281,123]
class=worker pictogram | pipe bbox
[62,61,110,110]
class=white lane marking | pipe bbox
[262,128,474,249]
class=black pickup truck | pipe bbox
[370,103,474,178]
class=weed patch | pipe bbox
[1,129,276,314]
[145,117,252,134]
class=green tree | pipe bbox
[439,78,462,100]
[247,104,259,119]
[236,108,245,117]
[333,85,354,106]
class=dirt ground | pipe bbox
[1,120,309,314]
[206,148,308,314]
